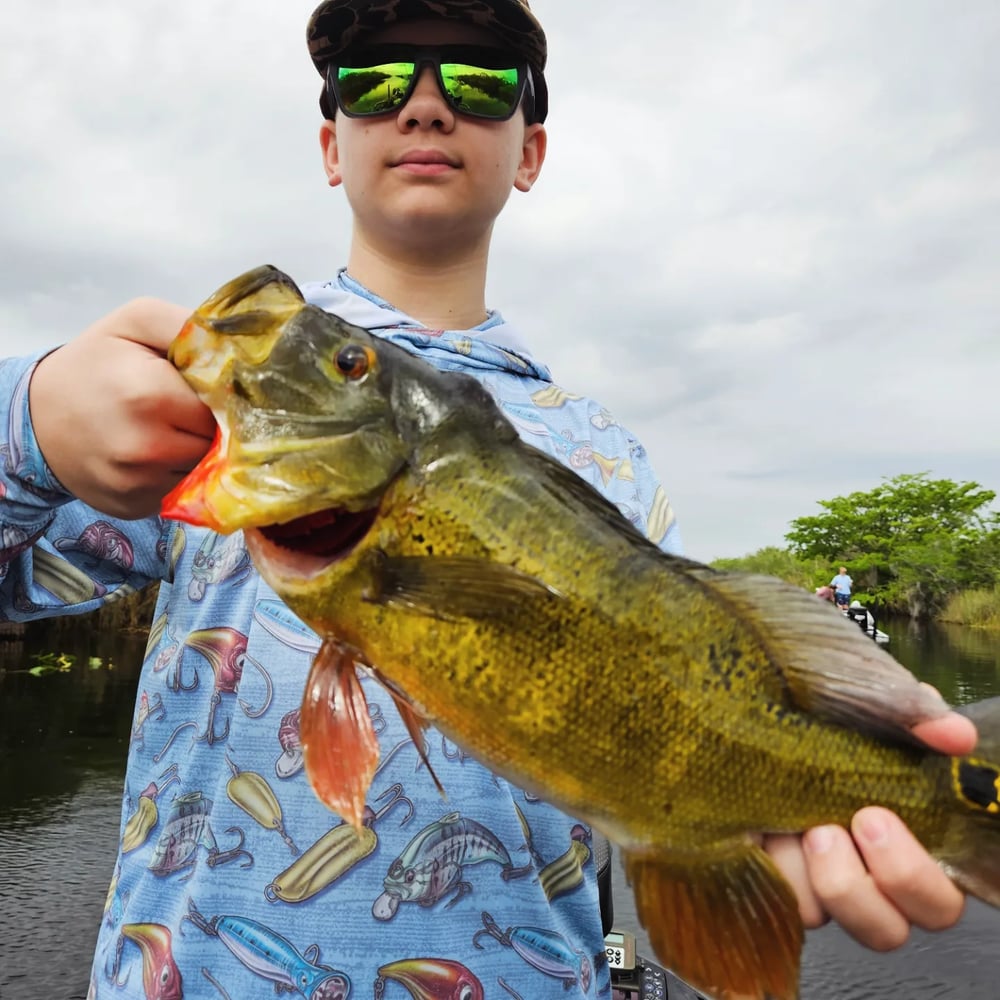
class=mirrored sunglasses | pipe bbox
[327,44,533,122]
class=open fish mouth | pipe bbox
[248,505,378,578]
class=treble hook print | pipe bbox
[183,627,273,746]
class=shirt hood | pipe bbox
[300,272,552,383]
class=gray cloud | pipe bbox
[1,0,997,561]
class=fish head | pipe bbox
[162,265,414,535]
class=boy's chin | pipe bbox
[374,200,502,246]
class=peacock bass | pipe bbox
[161,266,1000,1000]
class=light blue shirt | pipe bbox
[831,573,853,595]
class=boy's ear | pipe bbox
[320,120,343,188]
[514,123,547,193]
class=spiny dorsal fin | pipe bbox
[687,570,948,745]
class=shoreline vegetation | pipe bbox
[711,473,1000,631]
[710,548,1000,631]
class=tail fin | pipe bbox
[939,697,1000,906]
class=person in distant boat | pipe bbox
[815,585,835,602]
[831,566,853,609]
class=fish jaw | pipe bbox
[161,426,231,531]
[162,266,423,533]
[243,503,379,589]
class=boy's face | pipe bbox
[319,19,546,250]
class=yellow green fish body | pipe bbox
[163,266,1000,1000]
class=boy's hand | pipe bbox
[765,707,975,949]
[29,298,216,518]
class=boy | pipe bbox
[2,1,973,996]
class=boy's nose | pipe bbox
[398,66,455,129]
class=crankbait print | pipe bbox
[188,530,251,601]
[120,923,183,1000]
[374,957,484,1000]
[54,519,134,571]
[148,791,252,879]
[182,627,272,746]
[372,812,531,921]
[183,898,350,999]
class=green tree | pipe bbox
[711,546,831,591]
[785,473,1000,617]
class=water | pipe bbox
[0,624,147,1000]
[2,615,1000,999]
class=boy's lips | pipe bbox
[392,149,460,175]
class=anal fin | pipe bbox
[624,841,803,1000]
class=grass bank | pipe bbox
[938,585,1000,629]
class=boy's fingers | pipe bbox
[851,807,966,932]
[762,833,827,928]
[801,824,911,951]
[115,298,193,354]
[911,710,977,757]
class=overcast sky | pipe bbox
[1,0,997,562]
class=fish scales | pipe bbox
[163,266,1000,1000]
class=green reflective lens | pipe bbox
[332,46,526,121]
[337,62,414,115]
[440,63,520,118]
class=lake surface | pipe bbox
[2,614,1000,999]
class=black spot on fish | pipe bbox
[958,760,1000,811]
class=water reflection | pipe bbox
[3,615,1000,999]
[0,621,146,999]
[883,616,1000,705]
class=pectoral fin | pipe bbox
[368,553,560,621]
[624,841,803,1000]
[300,640,379,832]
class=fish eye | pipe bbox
[334,344,373,380]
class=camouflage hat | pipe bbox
[307,0,548,121]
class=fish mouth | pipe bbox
[247,506,378,578]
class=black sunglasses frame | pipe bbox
[324,44,537,123]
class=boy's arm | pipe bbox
[0,299,216,619]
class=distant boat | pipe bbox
[844,600,890,646]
